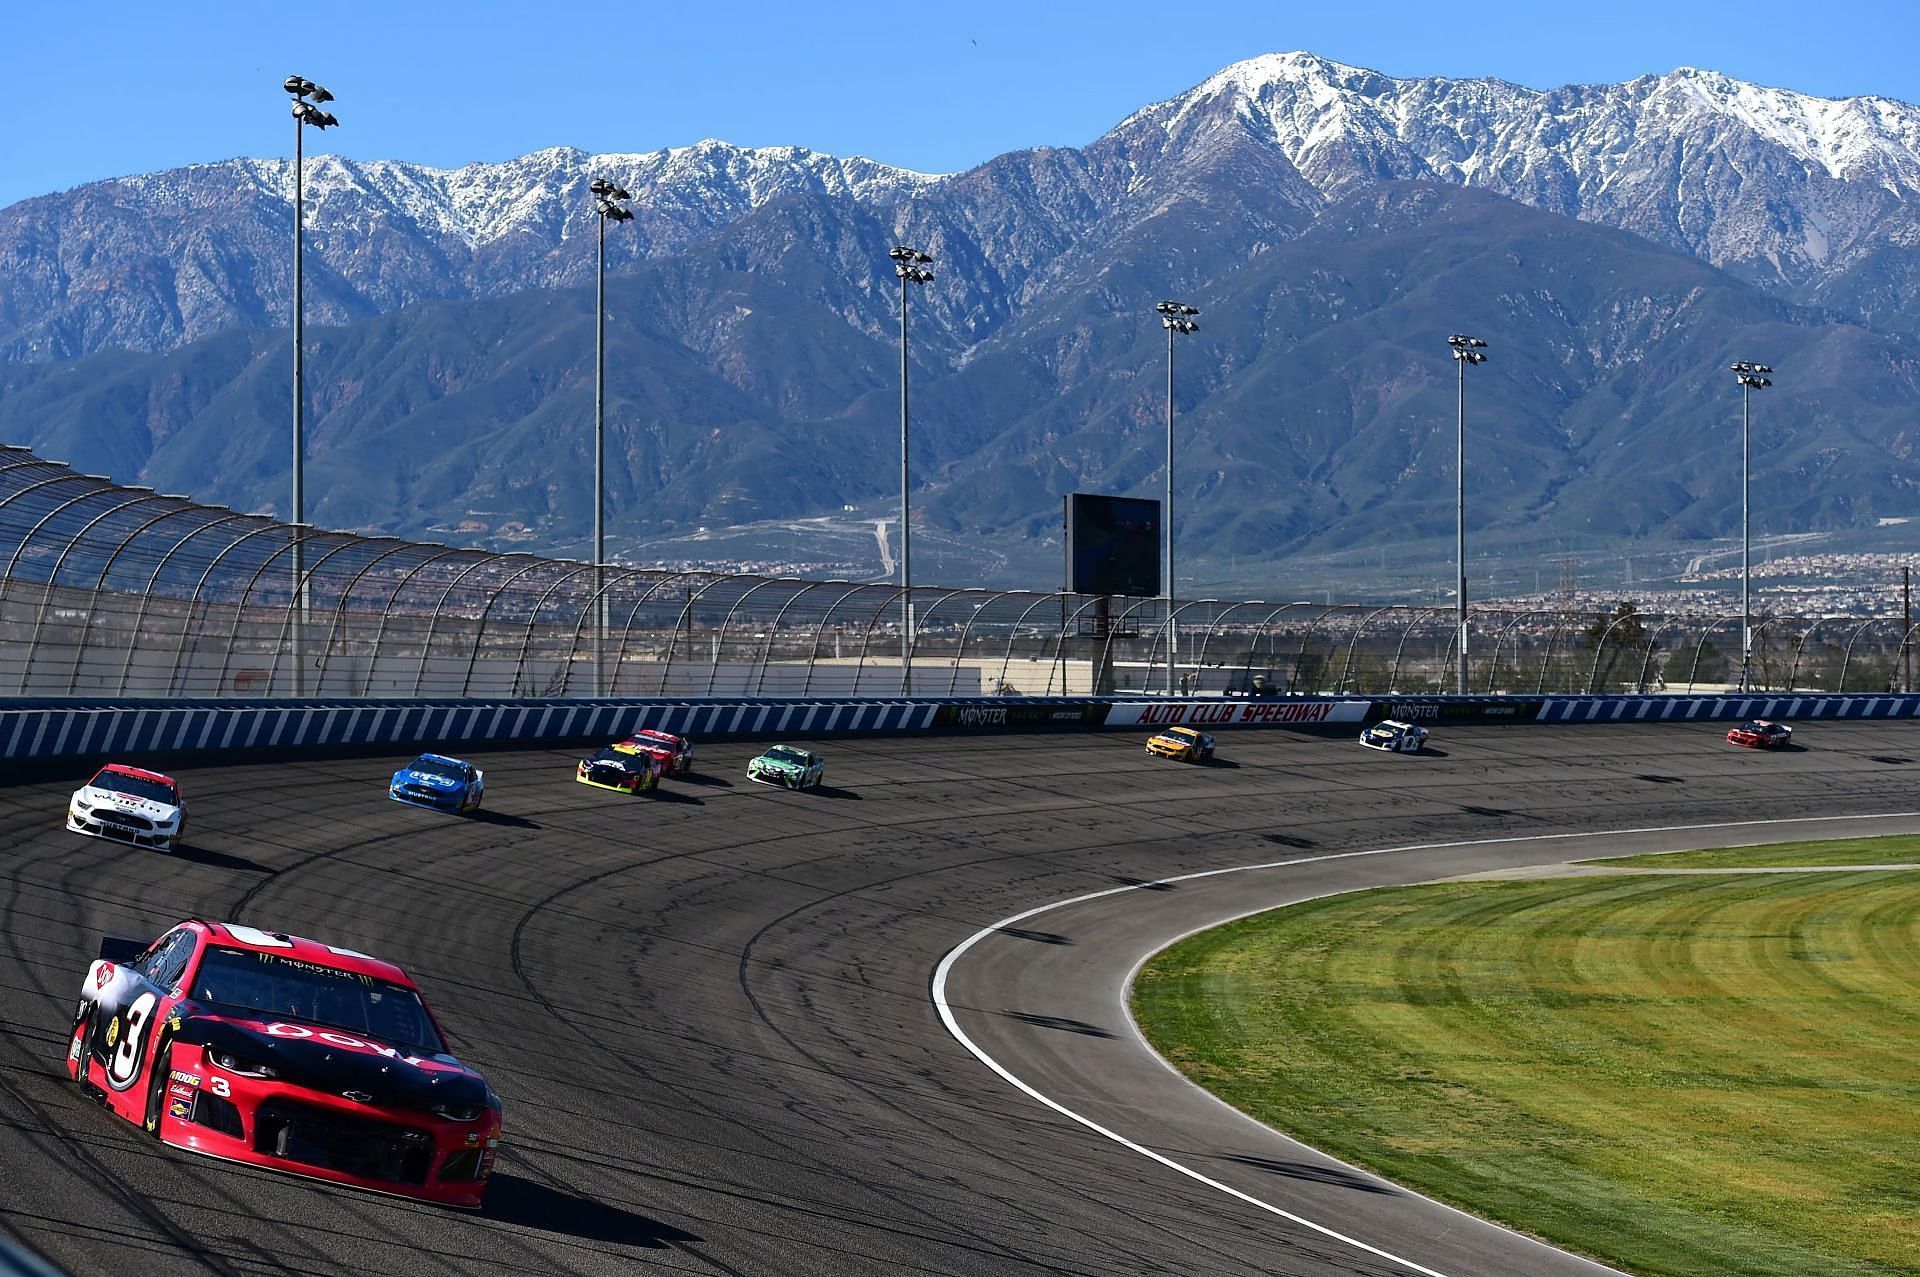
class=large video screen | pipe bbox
[1065,493,1161,597]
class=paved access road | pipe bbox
[2,722,1917,1276]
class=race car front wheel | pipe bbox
[143,1041,173,1138]
[68,1008,94,1085]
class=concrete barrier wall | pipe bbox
[4,692,1918,764]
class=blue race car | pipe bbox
[389,753,485,813]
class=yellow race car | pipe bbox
[1145,725,1215,763]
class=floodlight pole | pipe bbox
[1742,376,1751,692]
[588,178,632,696]
[899,266,911,693]
[1731,361,1773,693]
[1165,320,1176,696]
[1157,301,1199,696]
[594,209,607,697]
[285,78,337,696]
[890,246,933,696]
[1455,352,1466,697]
[292,108,306,697]
[1447,334,1487,696]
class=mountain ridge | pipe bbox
[7,53,1920,590]
[11,52,1920,363]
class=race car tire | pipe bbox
[143,1040,173,1138]
[68,1007,95,1086]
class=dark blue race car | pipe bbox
[389,753,485,813]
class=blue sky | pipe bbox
[3,0,1916,208]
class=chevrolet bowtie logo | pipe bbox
[341,1090,373,1103]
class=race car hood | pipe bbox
[180,1011,491,1110]
[394,768,463,790]
[751,757,804,773]
[74,785,182,822]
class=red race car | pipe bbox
[615,729,695,777]
[66,920,501,1209]
[1726,719,1793,749]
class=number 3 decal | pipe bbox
[210,1077,230,1098]
[106,992,157,1091]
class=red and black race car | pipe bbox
[615,729,695,777]
[66,920,501,1209]
[1726,719,1793,749]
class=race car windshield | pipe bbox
[407,758,466,781]
[589,747,634,765]
[764,747,810,765]
[191,947,446,1054]
[90,771,177,804]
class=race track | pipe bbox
[3,722,1918,1276]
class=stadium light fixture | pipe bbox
[1730,361,1775,692]
[1447,333,1488,696]
[285,73,340,697]
[1157,300,1201,696]
[891,244,934,694]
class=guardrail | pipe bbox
[5,692,1917,764]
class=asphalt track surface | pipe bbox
[3,722,1920,1277]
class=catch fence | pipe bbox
[1,446,1913,700]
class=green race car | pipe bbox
[747,745,825,790]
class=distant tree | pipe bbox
[1682,637,1731,689]
[1584,601,1648,693]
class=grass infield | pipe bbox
[1132,838,1920,1277]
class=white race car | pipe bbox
[1359,719,1429,753]
[67,763,187,851]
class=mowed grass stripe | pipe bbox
[1591,834,1920,869]
[1134,871,1920,1277]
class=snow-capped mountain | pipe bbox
[1122,52,1920,287]
[7,53,1920,364]
[0,142,935,360]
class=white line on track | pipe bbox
[930,811,1920,1277]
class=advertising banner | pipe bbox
[1368,698,1546,724]
[1102,700,1372,727]
[930,702,1110,729]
